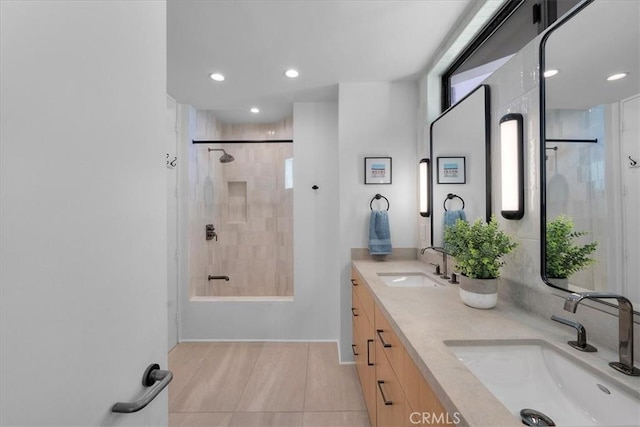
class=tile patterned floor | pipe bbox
[169,342,370,427]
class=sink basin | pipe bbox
[446,340,640,426]
[377,272,443,288]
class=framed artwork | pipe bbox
[437,156,466,184]
[364,157,392,184]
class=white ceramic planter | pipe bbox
[457,275,499,309]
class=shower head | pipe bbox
[208,148,235,163]
[219,152,235,163]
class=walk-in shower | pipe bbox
[188,116,294,299]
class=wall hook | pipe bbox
[166,153,177,168]
[629,156,638,167]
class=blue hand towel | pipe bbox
[369,210,392,255]
[443,209,467,228]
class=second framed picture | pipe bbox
[437,156,466,184]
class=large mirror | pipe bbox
[430,84,491,247]
[541,0,640,311]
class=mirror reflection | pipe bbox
[542,0,639,307]
[430,85,491,247]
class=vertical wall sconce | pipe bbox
[500,113,524,220]
[419,158,430,217]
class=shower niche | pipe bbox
[189,114,294,299]
[227,181,247,223]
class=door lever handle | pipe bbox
[112,363,173,413]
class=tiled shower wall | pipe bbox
[545,107,608,291]
[189,112,294,298]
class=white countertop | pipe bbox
[352,259,640,427]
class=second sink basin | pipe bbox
[446,340,640,426]
[377,272,443,288]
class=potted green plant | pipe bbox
[545,215,598,286]
[443,215,518,309]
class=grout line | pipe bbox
[301,342,311,412]
[233,342,265,412]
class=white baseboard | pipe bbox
[176,338,359,364]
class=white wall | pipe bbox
[0,1,167,425]
[178,102,341,347]
[338,82,418,360]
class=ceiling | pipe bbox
[545,0,639,110]
[167,0,473,123]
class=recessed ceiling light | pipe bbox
[250,107,260,114]
[543,69,559,78]
[607,72,628,81]
[284,69,299,78]
[209,73,225,82]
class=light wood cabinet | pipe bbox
[352,270,377,426]
[352,266,451,427]
[404,352,450,427]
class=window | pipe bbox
[442,0,581,109]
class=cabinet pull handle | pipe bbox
[351,307,359,317]
[352,344,359,356]
[376,329,392,348]
[367,339,374,366]
[377,380,393,406]
[351,279,358,286]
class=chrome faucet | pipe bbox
[563,292,639,376]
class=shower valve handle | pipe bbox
[206,224,217,241]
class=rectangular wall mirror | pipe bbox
[540,0,640,312]
[429,84,491,247]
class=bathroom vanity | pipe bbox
[351,259,640,427]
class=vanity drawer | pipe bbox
[375,304,404,382]
[403,351,421,410]
[353,319,363,376]
[404,351,449,427]
[376,340,408,427]
[352,288,368,339]
[352,267,375,326]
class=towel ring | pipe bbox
[443,193,464,212]
[370,194,390,211]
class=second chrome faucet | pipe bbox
[420,246,450,280]
[551,315,597,352]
